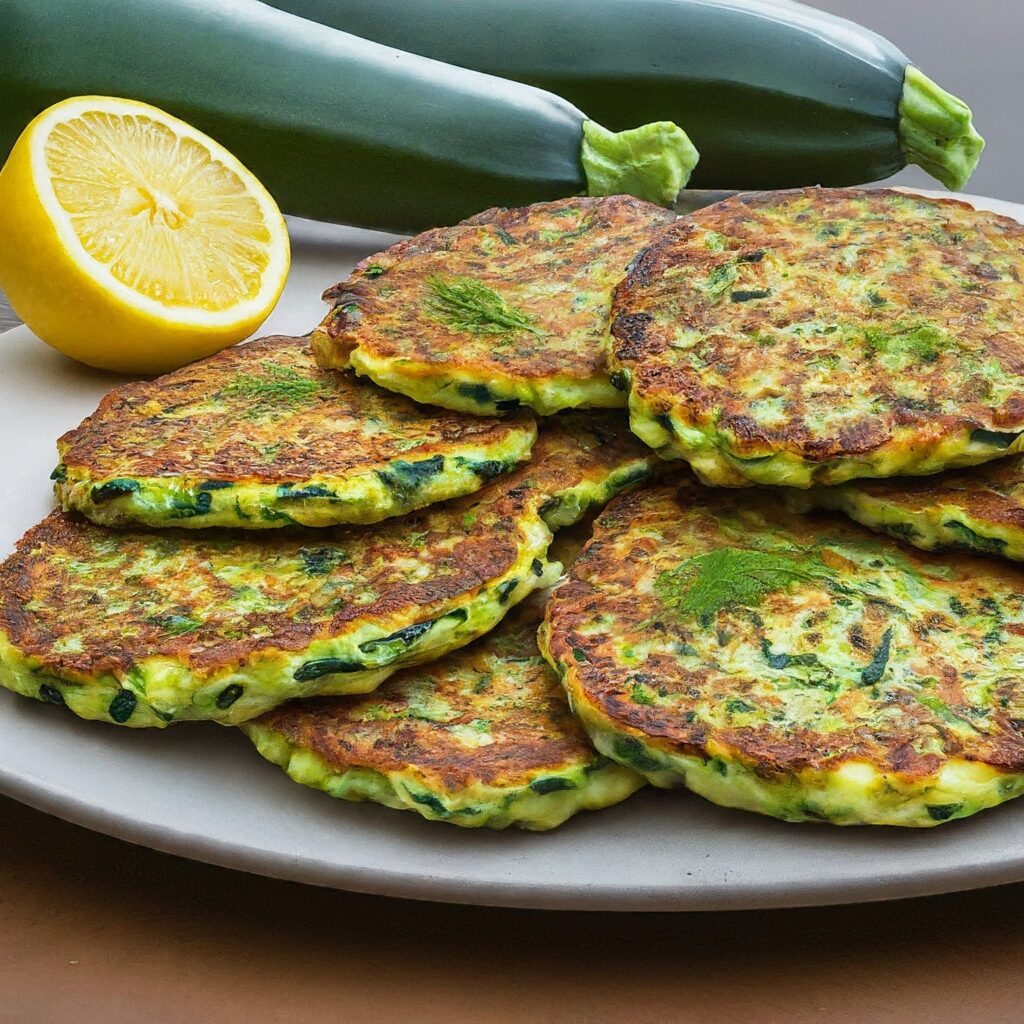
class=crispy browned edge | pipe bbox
[611,188,1024,463]
[544,482,1024,779]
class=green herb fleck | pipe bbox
[425,275,541,337]
[38,683,65,707]
[863,324,951,363]
[942,520,1006,555]
[725,698,756,714]
[760,640,820,670]
[408,791,450,817]
[216,684,243,709]
[860,627,893,686]
[294,657,363,682]
[168,491,213,519]
[916,694,975,728]
[221,361,325,417]
[529,776,576,795]
[456,457,507,481]
[147,614,201,636]
[359,621,434,659]
[655,547,834,625]
[299,546,348,576]
[703,262,738,298]
[614,736,663,772]
[108,689,137,724]
[91,478,140,504]
[456,382,496,406]
[377,456,445,501]
[630,683,656,706]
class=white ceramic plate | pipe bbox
[3,196,1024,912]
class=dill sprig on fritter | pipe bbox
[220,360,325,416]
[655,546,834,624]
[425,274,542,337]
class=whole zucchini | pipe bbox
[0,0,697,232]
[269,0,983,191]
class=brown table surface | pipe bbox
[1,794,1022,1024]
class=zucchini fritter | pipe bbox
[519,410,657,529]
[54,335,536,529]
[312,196,676,415]
[802,458,1024,562]
[0,413,648,727]
[540,483,1024,826]
[244,595,643,830]
[611,188,1024,488]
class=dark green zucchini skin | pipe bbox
[0,0,603,231]
[270,0,910,188]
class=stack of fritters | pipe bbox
[545,188,1024,828]
[0,194,667,830]
[7,186,1024,832]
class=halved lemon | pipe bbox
[0,96,290,374]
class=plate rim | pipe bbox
[3,190,1024,912]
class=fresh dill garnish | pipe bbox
[424,275,542,337]
[221,360,325,416]
[655,547,834,625]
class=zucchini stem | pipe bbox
[581,120,699,206]
[898,65,984,191]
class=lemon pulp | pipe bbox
[0,96,290,373]
[44,111,273,312]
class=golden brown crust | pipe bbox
[613,188,1024,470]
[828,458,1024,530]
[544,483,1024,780]
[318,195,675,385]
[508,410,654,500]
[0,414,640,681]
[57,334,532,482]
[258,599,597,791]
[0,502,525,677]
